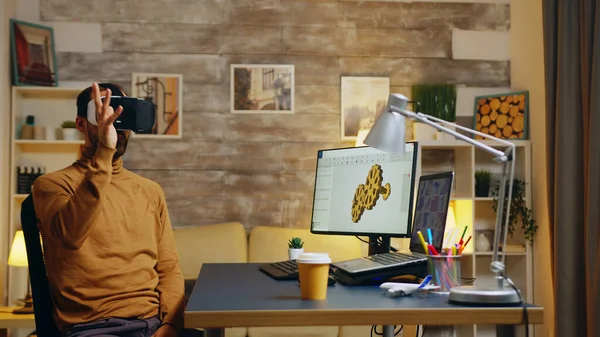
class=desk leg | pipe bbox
[205,328,225,337]
[496,325,516,337]
[382,325,394,337]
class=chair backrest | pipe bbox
[21,194,61,337]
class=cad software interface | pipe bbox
[311,144,416,236]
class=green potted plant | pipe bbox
[288,237,304,260]
[474,169,492,197]
[410,84,457,140]
[60,120,77,141]
[493,179,537,246]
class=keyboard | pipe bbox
[331,252,429,286]
[259,260,301,280]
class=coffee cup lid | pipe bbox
[296,252,332,264]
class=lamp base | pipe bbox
[13,305,33,314]
[448,285,522,306]
[13,295,34,314]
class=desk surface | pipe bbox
[184,263,543,328]
[0,308,35,329]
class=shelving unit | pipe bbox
[6,86,84,306]
[415,139,533,337]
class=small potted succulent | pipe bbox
[287,237,304,260]
[475,169,492,197]
[61,120,77,141]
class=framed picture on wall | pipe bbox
[472,90,529,140]
[230,64,294,114]
[9,19,58,86]
[340,76,390,141]
[130,73,183,138]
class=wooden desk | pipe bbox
[0,308,35,337]
[184,263,544,337]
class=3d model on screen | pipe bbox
[351,164,392,223]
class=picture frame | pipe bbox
[9,19,58,87]
[340,76,390,141]
[130,73,183,138]
[230,64,294,114]
[472,90,529,140]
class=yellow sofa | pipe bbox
[172,222,415,337]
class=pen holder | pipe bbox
[427,255,462,292]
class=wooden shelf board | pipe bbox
[14,139,84,145]
[13,86,82,99]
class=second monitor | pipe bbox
[310,142,418,254]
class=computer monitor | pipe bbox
[309,142,418,254]
[409,171,455,255]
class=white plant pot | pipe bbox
[62,128,78,141]
[288,248,304,260]
[412,122,437,140]
[435,123,457,141]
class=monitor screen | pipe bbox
[309,142,418,237]
[409,171,454,254]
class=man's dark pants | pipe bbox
[62,316,204,337]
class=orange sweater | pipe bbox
[32,143,185,332]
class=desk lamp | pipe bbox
[364,93,522,306]
[8,230,33,314]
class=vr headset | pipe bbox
[86,96,156,133]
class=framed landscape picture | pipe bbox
[230,64,294,114]
[473,91,529,140]
[130,72,183,138]
[340,76,390,141]
[10,19,58,86]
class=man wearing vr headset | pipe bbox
[31,83,185,337]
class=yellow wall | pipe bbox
[510,0,554,336]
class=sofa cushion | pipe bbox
[173,222,248,337]
[248,226,363,263]
[173,222,248,279]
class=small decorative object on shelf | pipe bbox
[61,120,77,140]
[288,237,304,260]
[16,166,45,194]
[474,169,492,197]
[20,115,35,139]
[475,231,491,252]
[493,178,537,245]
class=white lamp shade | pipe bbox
[8,230,28,267]
[363,93,409,154]
[363,110,406,153]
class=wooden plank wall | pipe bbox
[39,0,510,230]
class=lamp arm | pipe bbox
[390,107,510,161]
[390,106,518,283]
[418,112,517,148]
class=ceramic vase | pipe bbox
[288,248,304,260]
[475,233,491,252]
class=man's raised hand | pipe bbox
[92,82,123,149]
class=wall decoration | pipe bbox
[341,76,390,141]
[9,19,58,86]
[230,64,294,114]
[130,73,183,138]
[473,91,529,140]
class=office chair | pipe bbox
[20,194,61,337]
[20,194,203,337]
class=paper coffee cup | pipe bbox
[297,253,332,300]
